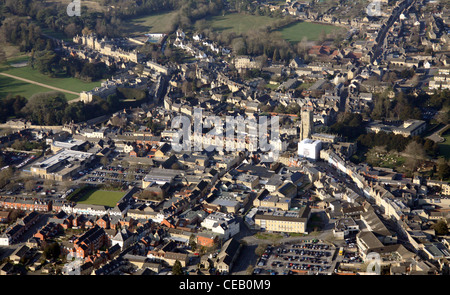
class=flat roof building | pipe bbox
[333,217,360,239]
[142,168,183,187]
[31,149,94,181]
[298,139,322,161]
[366,119,426,137]
[254,206,311,234]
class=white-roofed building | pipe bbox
[298,139,322,161]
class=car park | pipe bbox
[255,241,336,275]
[253,268,262,274]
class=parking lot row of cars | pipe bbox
[101,165,150,175]
[82,175,138,187]
[90,171,144,181]
[254,242,337,275]
[3,151,36,168]
[341,250,363,264]
[78,164,142,186]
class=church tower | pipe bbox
[299,107,314,141]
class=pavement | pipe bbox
[250,240,339,275]
[426,124,449,143]
[231,217,338,275]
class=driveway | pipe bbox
[427,124,449,143]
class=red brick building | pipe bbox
[73,225,108,258]
[34,222,60,241]
[0,210,11,223]
[196,233,219,248]
[0,197,52,212]
[96,215,110,229]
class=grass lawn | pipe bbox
[366,148,406,169]
[439,129,450,159]
[254,232,284,241]
[76,189,125,207]
[41,27,73,42]
[278,21,346,42]
[0,75,62,100]
[206,13,280,35]
[123,11,179,36]
[3,44,29,61]
[265,82,280,90]
[0,57,102,100]
[296,82,313,90]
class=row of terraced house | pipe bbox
[0,211,40,245]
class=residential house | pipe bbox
[73,225,108,258]
[111,228,135,249]
[215,238,241,274]
[200,212,240,239]
[9,245,30,264]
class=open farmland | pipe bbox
[124,11,282,36]
[206,13,280,35]
[123,11,180,35]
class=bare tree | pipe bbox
[403,141,427,173]
[435,107,450,125]
[404,141,426,159]
[25,180,36,192]
[0,48,6,64]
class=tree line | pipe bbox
[0,0,307,65]
[330,112,365,141]
[0,16,47,52]
[30,48,110,81]
[0,91,124,125]
[0,15,111,82]
[357,131,439,157]
[0,0,225,39]
[1,0,123,38]
[370,90,450,124]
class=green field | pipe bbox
[0,57,102,100]
[205,13,280,35]
[366,150,406,169]
[0,75,61,99]
[439,129,450,159]
[41,27,73,42]
[278,21,346,42]
[124,10,345,43]
[76,189,125,207]
[124,11,179,35]
[125,11,280,36]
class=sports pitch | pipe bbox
[278,21,346,42]
[76,189,126,207]
[439,129,450,159]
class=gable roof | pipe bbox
[113,228,133,241]
[218,238,240,259]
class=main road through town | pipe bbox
[370,0,417,64]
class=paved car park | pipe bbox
[78,164,142,187]
[253,241,338,275]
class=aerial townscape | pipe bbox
[0,0,449,279]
